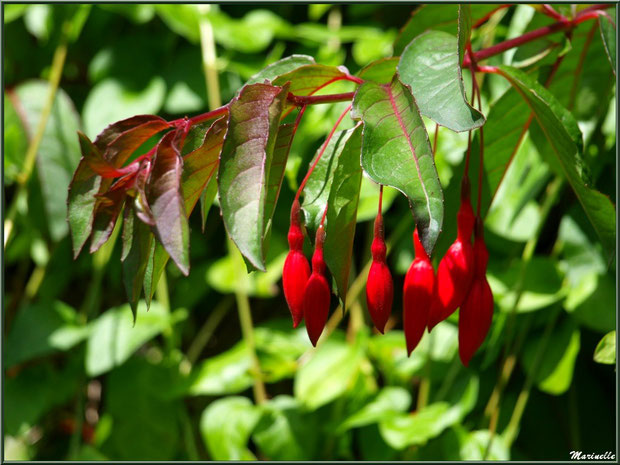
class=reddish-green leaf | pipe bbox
[218,83,289,271]
[272,64,353,117]
[94,114,171,167]
[182,116,228,214]
[147,131,190,275]
[68,142,103,257]
[352,75,443,257]
[90,187,127,253]
[264,122,295,235]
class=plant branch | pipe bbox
[287,91,356,106]
[463,4,612,68]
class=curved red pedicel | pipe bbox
[458,220,494,366]
[403,228,436,355]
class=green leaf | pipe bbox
[488,256,566,313]
[4,301,89,368]
[301,126,363,303]
[155,4,200,43]
[323,126,363,304]
[357,57,399,84]
[294,336,363,410]
[3,92,28,185]
[598,13,616,74]
[143,242,167,309]
[187,342,253,395]
[457,5,472,64]
[594,331,616,365]
[379,374,478,449]
[147,131,190,274]
[245,54,315,85]
[398,30,484,132]
[352,75,443,257]
[14,81,82,242]
[200,397,261,460]
[5,361,79,436]
[102,356,182,460]
[459,430,510,460]
[218,83,289,271]
[521,317,580,396]
[338,387,412,432]
[497,65,616,260]
[393,4,500,55]
[252,396,320,461]
[85,301,170,376]
[122,208,153,314]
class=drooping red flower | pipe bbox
[458,220,494,366]
[366,204,393,333]
[403,228,436,355]
[428,180,475,331]
[283,200,311,327]
[303,222,331,346]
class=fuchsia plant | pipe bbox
[68,4,616,363]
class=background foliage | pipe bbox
[3,3,616,461]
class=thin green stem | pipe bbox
[4,29,69,249]
[187,296,234,365]
[227,239,267,404]
[482,176,565,454]
[197,4,221,111]
[417,331,433,409]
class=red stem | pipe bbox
[540,4,569,23]
[294,104,353,204]
[288,92,356,107]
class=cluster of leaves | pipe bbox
[4,3,616,461]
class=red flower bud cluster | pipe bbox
[282,200,331,347]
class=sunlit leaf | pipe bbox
[352,75,443,256]
[246,54,315,85]
[398,30,484,132]
[594,330,616,365]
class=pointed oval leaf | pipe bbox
[218,83,289,271]
[352,75,443,257]
[301,125,363,304]
[182,116,228,214]
[94,114,171,167]
[147,131,190,275]
[68,156,103,257]
[122,208,154,318]
[398,30,485,132]
[497,65,616,260]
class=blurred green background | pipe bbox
[3,4,616,461]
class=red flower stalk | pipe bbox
[366,186,393,333]
[303,207,331,346]
[283,199,311,328]
[458,218,494,366]
[403,228,436,355]
[427,178,475,331]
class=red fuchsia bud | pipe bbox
[283,200,311,328]
[366,212,393,334]
[427,180,476,331]
[458,219,494,367]
[403,228,436,355]
[303,223,331,347]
